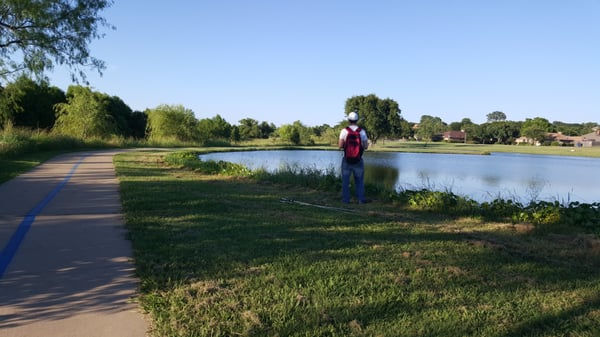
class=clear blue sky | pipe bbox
[49,1,600,127]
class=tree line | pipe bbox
[0,76,597,147]
[1,2,597,148]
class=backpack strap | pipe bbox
[345,126,361,134]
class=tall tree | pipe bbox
[238,118,260,139]
[344,94,401,144]
[127,110,147,139]
[53,85,115,138]
[0,0,114,82]
[521,117,554,144]
[230,125,241,143]
[198,114,232,142]
[486,111,507,122]
[485,121,521,144]
[278,121,313,145]
[146,104,198,142]
[258,121,276,139]
[416,115,445,142]
[100,93,134,137]
[0,75,65,128]
[278,124,301,145]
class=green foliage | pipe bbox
[480,121,521,144]
[399,189,479,215]
[103,94,137,137]
[277,121,313,145]
[416,115,445,142]
[0,121,120,160]
[345,94,402,144]
[480,198,600,230]
[53,85,116,138]
[554,121,597,136]
[164,151,251,176]
[486,111,507,122]
[237,118,275,140]
[521,117,555,143]
[230,125,241,143]
[480,198,524,218]
[0,75,65,128]
[254,165,340,191]
[197,114,232,143]
[146,104,198,142]
[0,0,114,82]
[127,110,148,139]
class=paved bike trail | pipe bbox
[0,151,149,337]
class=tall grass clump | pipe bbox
[253,163,340,191]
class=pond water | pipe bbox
[199,150,600,203]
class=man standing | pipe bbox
[338,111,369,204]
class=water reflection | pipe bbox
[364,165,399,189]
[199,150,600,203]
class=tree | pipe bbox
[101,94,135,137]
[344,94,402,144]
[397,118,413,139]
[0,75,65,128]
[146,104,198,142]
[485,121,521,144]
[521,117,554,144]
[278,121,312,145]
[486,111,507,122]
[416,115,445,142]
[258,121,276,138]
[0,0,114,82]
[127,111,147,139]
[230,125,241,143]
[198,114,232,142]
[53,85,115,138]
[238,118,261,139]
[553,121,596,136]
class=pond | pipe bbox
[199,150,600,203]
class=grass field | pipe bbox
[115,151,600,337]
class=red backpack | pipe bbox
[344,127,363,164]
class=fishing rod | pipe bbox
[279,197,358,213]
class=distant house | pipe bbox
[545,132,582,146]
[580,128,600,147]
[515,136,533,145]
[516,128,600,147]
[442,130,466,143]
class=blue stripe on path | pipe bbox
[0,155,88,279]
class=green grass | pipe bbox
[115,151,600,337]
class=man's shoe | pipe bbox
[359,199,372,204]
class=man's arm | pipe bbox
[338,128,347,149]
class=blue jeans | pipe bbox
[341,158,365,203]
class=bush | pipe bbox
[164,151,252,176]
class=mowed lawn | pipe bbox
[115,151,600,337]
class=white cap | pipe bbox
[347,112,359,121]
